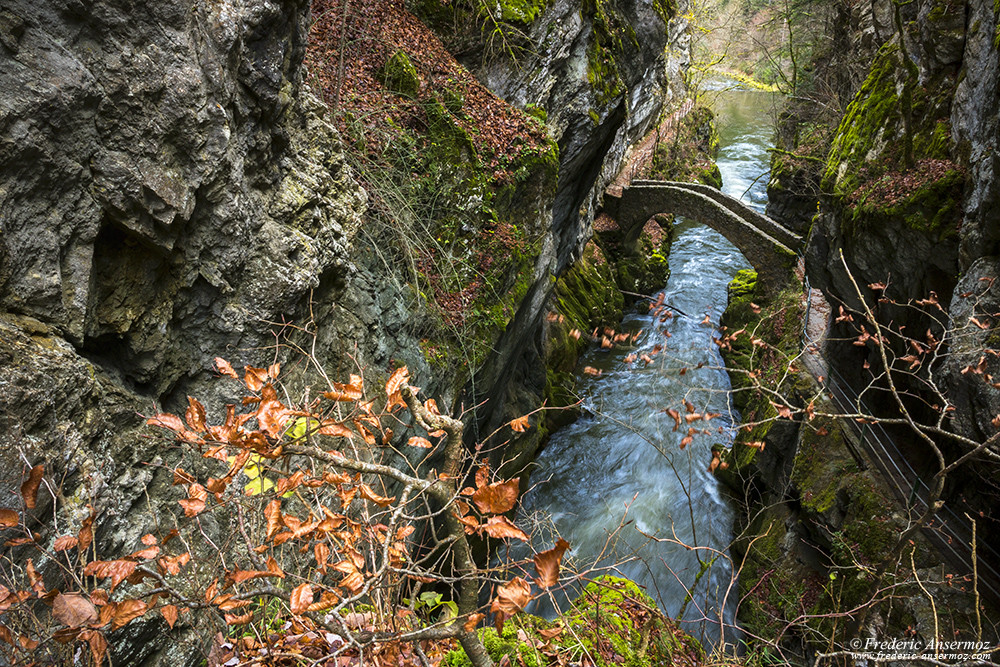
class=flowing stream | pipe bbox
[516,84,780,649]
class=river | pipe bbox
[516,84,780,650]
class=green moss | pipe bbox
[444,623,548,667]
[718,274,806,469]
[823,44,901,194]
[736,507,805,640]
[524,103,547,124]
[823,42,965,236]
[696,163,723,188]
[378,50,421,98]
[791,416,856,514]
[649,107,722,185]
[840,475,896,564]
[425,98,477,161]
[651,0,676,25]
[613,226,672,296]
[491,0,550,23]
[582,0,629,104]
[446,577,705,667]
[544,243,623,425]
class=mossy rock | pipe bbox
[425,97,477,162]
[492,0,550,24]
[444,576,705,667]
[649,106,722,185]
[544,243,622,426]
[822,41,965,236]
[614,226,672,298]
[791,414,857,516]
[378,50,421,98]
[718,274,807,469]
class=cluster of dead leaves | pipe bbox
[306,0,550,183]
[206,614,457,667]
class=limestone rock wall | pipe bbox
[802,0,1000,438]
[445,0,692,469]
[0,0,687,659]
[0,1,364,662]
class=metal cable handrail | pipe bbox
[799,289,1000,603]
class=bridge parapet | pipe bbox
[629,180,803,252]
[613,182,799,295]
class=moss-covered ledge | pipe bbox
[444,576,705,667]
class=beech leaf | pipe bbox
[471,480,519,515]
[464,612,485,632]
[509,415,530,432]
[53,535,78,551]
[214,357,239,379]
[111,599,148,630]
[243,366,268,392]
[146,413,185,434]
[533,538,570,589]
[491,577,532,617]
[53,593,98,628]
[289,583,313,615]
[160,604,179,630]
[185,397,207,433]
[83,560,137,592]
[0,510,18,528]
[479,516,529,542]
[358,484,395,507]
[21,465,44,509]
[178,484,208,517]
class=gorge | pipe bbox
[1,0,998,664]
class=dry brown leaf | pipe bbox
[471,480,519,515]
[185,397,207,433]
[318,420,354,438]
[243,366,268,392]
[83,560,137,593]
[385,366,409,398]
[265,499,282,540]
[26,559,44,595]
[407,436,433,448]
[53,593,98,628]
[110,599,148,630]
[289,583,313,614]
[21,465,44,509]
[479,516,529,542]
[491,577,532,617]
[158,552,191,576]
[178,484,207,517]
[0,510,18,528]
[464,612,485,632]
[78,509,95,552]
[224,611,253,625]
[214,357,239,379]
[53,535,78,551]
[532,538,570,589]
[358,484,395,507]
[160,604,179,629]
[509,415,530,432]
[82,629,108,667]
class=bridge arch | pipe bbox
[603,181,802,295]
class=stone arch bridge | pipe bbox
[603,180,803,294]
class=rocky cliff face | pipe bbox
[0,0,684,660]
[746,0,1000,655]
[805,0,1000,463]
[435,0,692,468]
[1,1,365,662]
